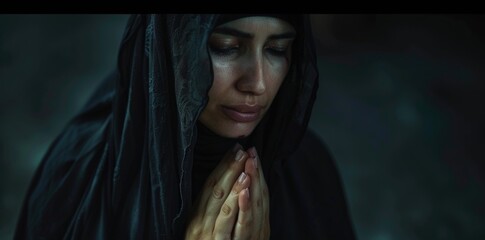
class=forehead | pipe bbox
[214,16,296,34]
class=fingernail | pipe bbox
[252,156,258,169]
[232,143,243,153]
[238,172,247,183]
[235,149,245,162]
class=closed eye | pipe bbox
[266,47,288,57]
[209,45,240,57]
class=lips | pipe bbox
[221,105,263,123]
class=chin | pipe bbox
[212,122,257,139]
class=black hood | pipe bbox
[15,14,319,240]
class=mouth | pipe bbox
[221,105,263,123]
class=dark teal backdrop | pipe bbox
[1,14,483,239]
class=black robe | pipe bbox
[14,14,356,239]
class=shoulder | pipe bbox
[288,128,336,172]
[284,128,347,201]
[296,128,331,156]
[274,128,357,239]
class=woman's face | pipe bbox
[199,16,296,138]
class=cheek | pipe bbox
[212,59,239,82]
[265,62,289,100]
[206,63,236,106]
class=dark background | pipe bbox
[1,14,484,239]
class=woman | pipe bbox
[15,14,355,239]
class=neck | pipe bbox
[195,122,247,158]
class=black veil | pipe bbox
[15,14,318,239]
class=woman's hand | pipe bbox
[233,147,270,240]
[185,143,250,240]
[185,144,270,240]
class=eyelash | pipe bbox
[266,47,288,56]
[209,45,239,57]
[209,45,288,57]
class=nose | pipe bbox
[236,53,266,95]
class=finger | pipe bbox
[247,147,270,239]
[247,147,268,194]
[186,143,247,240]
[235,157,264,239]
[233,188,252,240]
[213,172,251,239]
[253,148,270,240]
[196,143,243,213]
[202,147,249,230]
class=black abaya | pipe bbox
[15,14,356,239]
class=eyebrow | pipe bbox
[212,27,296,40]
